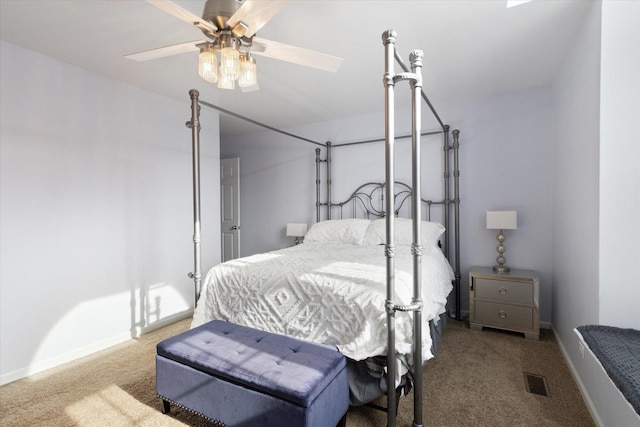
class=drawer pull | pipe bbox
[498,287,507,295]
[499,310,507,319]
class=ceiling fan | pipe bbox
[125,0,344,92]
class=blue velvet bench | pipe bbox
[156,320,349,427]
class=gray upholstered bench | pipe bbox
[156,320,349,427]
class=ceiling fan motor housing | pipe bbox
[203,0,243,30]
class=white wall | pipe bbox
[445,88,554,323]
[598,0,640,328]
[221,86,555,323]
[552,1,640,425]
[0,41,221,385]
[551,0,602,343]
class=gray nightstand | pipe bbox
[469,266,540,340]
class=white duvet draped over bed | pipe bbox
[192,240,453,365]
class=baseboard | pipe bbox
[540,320,552,329]
[0,330,132,386]
[552,326,604,427]
[0,309,194,386]
[131,309,194,337]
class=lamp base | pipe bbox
[493,265,510,274]
[493,229,510,274]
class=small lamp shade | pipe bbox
[286,223,307,237]
[486,211,517,230]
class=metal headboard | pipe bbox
[329,181,441,222]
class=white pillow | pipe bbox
[363,218,445,246]
[304,219,371,245]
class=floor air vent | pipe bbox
[524,373,549,397]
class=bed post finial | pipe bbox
[409,50,423,67]
[382,29,397,44]
[186,90,201,130]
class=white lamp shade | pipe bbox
[486,211,517,230]
[286,223,308,237]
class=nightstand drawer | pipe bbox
[474,278,532,305]
[474,301,533,330]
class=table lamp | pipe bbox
[286,223,307,245]
[486,211,517,273]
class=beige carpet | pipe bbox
[0,318,594,427]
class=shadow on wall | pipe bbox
[130,282,192,338]
[6,284,192,385]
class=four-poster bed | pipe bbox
[183,30,461,427]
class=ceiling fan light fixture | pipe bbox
[217,72,236,90]
[136,0,344,94]
[219,47,240,81]
[198,43,218,83]
[238,53,257,88]
[218,32,240,85]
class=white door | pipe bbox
[221,157,240,261]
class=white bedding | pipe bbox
[192,240,453,365]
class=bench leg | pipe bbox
[161,399,171,414]
[337,412,347,427]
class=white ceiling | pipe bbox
[0,0,591,138]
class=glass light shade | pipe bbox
[219,47,240,82]
[238,57,257,88]
[217,72,235,90]
[198,45,218,83]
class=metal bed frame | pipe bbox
[184,29,460,427]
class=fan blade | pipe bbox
[252,37,343,73]
[125,40,203,62]
[146,0,216,34]
[227,0,288,38]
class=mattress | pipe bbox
[192,241,453,367]
[576,325,640,416]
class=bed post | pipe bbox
[315,148,321,222]
[186,89,202,307]
[409,49,425,427]
[314,142,332,222]
[443,126,451,262]
[382,29,398,427]
[326,141,332,220]
[452,130,461,321]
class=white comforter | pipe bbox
[192,241,453,364]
